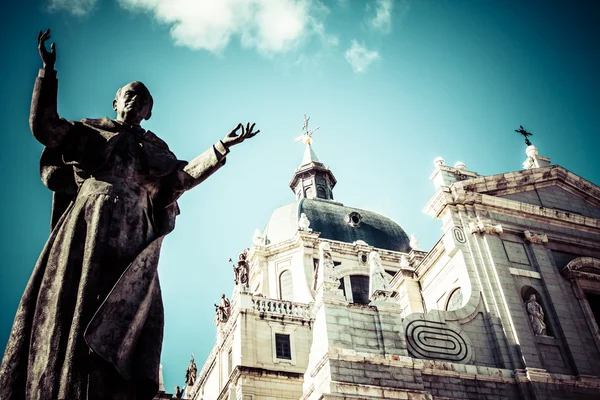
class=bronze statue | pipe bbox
[0,29,259,400]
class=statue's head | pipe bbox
[529,294,536,302]
[113,81,154,126]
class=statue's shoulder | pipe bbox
[79,117,117,131]
[144,130,170,150]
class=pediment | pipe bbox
[498,184,600,220]
[459,166,600,220]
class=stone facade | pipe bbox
[188,146,600,400]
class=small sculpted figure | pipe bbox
[526,294,547,336]
[298,213,312,231]
[0,30,259,400]
[409,234,420,250]
[369,251,390,297]
[214,294,231,323]
[253,229,265,245]
[231,248,249,286]
[174,385,186,399]
[314,242,337,290]
[185,354,197,387]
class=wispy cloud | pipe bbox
[367,0,410,34]
[118,0,328,56]
[48,0,97,16]
[344,40,380,73]
[369,0,394,33]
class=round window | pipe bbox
[345,212,362,227]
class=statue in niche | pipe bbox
[215,294,231,324]
[0,30,259,400]
[230,248,249,286]
[298,213,312,231]
[526,294,547,336]
[185,354,197,387]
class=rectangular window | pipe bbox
[228,348,233,375]
[275,333,292,360]
[350,275,370,305]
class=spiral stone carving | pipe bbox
[406,319,473,363]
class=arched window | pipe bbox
[445,288,463,311]
[279,270,293,301]
[562,257,600,352]
[316,186,327,199]
[304,186,314,199]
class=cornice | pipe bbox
[423,165,600,232]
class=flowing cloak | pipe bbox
[0,69,228,400]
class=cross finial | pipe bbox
[515,125,533,146]
[295,114,320,145]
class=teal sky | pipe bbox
[1,0,599,393]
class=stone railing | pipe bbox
[251,296,312,319]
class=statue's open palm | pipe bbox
[38,29,56,69]
[222,123,260,148]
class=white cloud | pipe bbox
[367,0,410,34]
[344,40,380,73]
[48,0,97,16]
[369,0,393,33]
[118,0,328,56]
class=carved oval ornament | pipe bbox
[453,227,466,243]
[406,319,473,363]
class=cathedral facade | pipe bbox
[181,140,600,400]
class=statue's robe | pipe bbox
[0,69,228,400]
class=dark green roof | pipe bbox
[263,199,411,253]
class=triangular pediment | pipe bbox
[498,185,600,220]
[462,165,600,220]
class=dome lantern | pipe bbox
[289,115,337,201]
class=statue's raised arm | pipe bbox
[30,28,72,149]
[170,122,260,195]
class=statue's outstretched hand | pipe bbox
[222,123,260,149]
[38,29,56,69]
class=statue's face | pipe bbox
[113,82,153,125]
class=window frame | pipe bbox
[274,333,292,360]
[269,322,297,365]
